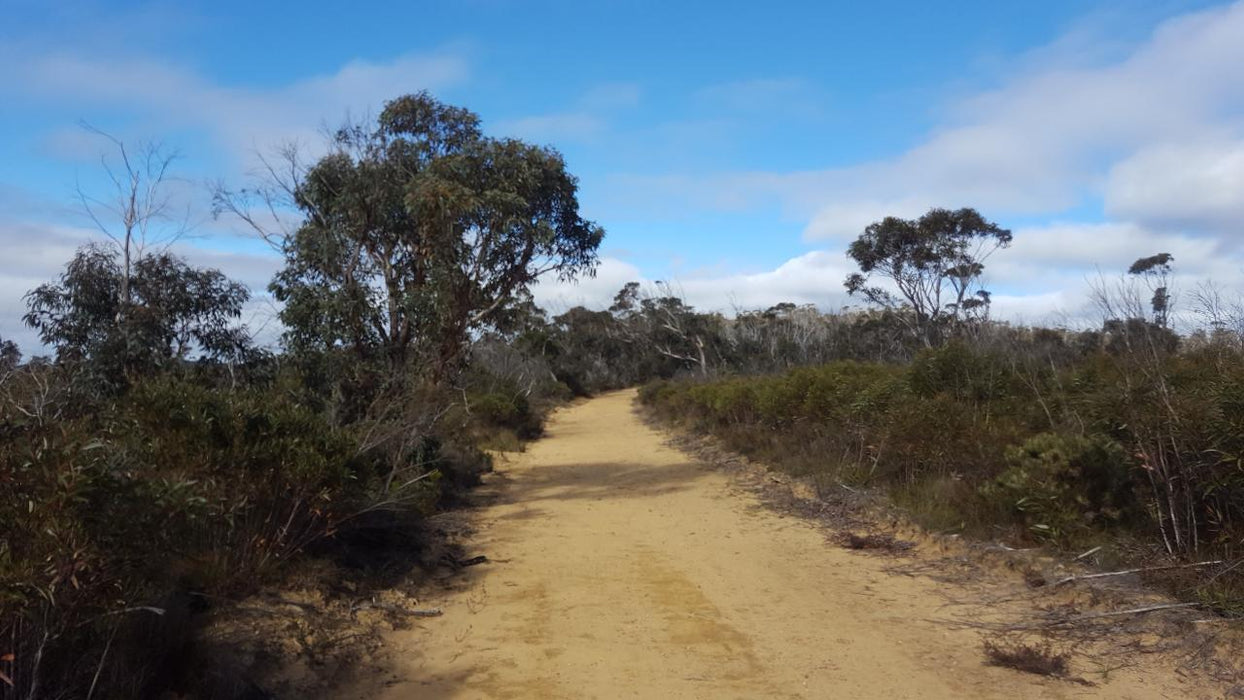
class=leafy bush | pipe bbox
[0,373,390,698]
[982,433,1135,543]
[908,342,1014,402]
[640,341,1244,559]
[468,391,544,440]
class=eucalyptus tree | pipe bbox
[24,244,250,387]
[636,287,723,377]
[264,92,603,379]
[70,125,194,364]
[844,207,1012,345]
[1128,252,1175,329]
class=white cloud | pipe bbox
[673,251,854,312]
[996,221,1227,276]
[0,41,472,351]
[537,1,1244,334]
[532,257,644,314]
[990,291,1084,328]
[801,198,933,241]
[811,1,1244,238]
[491,113,605,144]
[1105,136,1244,232]
[491,82,645,146]
[579,83,642,111]
[601,1,1244,246]
[0,215,283,353]
[8,1,1244,344]
[531,217,1244,333]
[0,220,94,350]
[986,221,1244,327]
[532,250,855,316]
[8,49,471,166]
[694,78,824,118]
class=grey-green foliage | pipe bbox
[845,207,1012,345]
[1128,252,1174,329]
[23,243,250,385]
[272,92,603,376]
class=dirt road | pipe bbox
[356,390,1212,699]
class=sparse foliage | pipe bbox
[845,208,1012,345]
[983,638,1071,679]
[1128,252,1174,329]
[75,125,189,319]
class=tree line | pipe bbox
[2,87,1237,697]
[0,93,602,699]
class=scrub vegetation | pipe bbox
[0,93,600,699]
[3,93,1242,698]
[638,212,1244,620]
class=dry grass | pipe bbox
[840,532,916,553]
[1022,567,1048,588]
[983,638,1073,679]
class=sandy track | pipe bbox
[354,390,1210,699]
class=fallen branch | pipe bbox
[350,601,443,618]
[1005,602,1200,630]
[1190,617,1244,625]
[1201,558,1244,587]
[1073,546,1102,561]
[264,596,319,612]
[74,606,166,627]
[983,543,1036,553]
[1053,560,1223,587]
[1062,602,1200,622]
[840,532,915,553]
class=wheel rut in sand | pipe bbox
[351,389,1217,699]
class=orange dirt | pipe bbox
[345,389,1219,699]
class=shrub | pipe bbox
[909,342,1013,403]
[638,343,1244,556]
[0,375,369,698]
[469,390,544,440]
[981,433,1135,543]
[983,638,1071,678]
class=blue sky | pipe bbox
[3,0,1244,349]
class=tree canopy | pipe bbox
[272,91,604,375]
[23,243,250,378]
[1128,252,1175,328]
[845,207,1012,344]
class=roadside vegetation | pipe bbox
[4,93,1242,696]
[0,93,598,699]
[638,210,1244,617]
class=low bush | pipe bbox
[983,638,1071,679]
[641,340,1244,582]
[468,390,544,440]
[0,373,374,697]
[982,433,1136,544]
[0,363,516,698]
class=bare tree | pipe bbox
[1189,281,1244,361]
[211,141,316,252]
[641,282,714,376]
[1088,266,1194,555]
[76,124,189,322]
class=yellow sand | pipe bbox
[353,389,1213,699]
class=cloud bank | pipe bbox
[4,2,1244,351]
